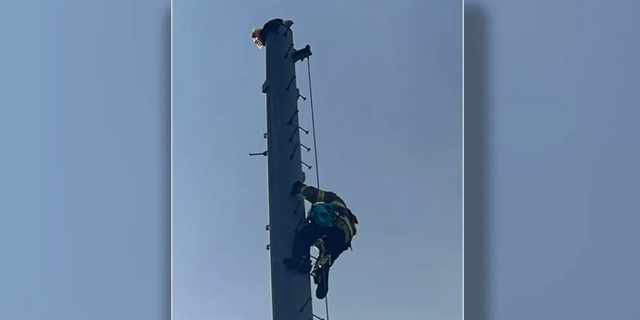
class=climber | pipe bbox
[283,181,359,299]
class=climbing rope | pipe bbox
[307,58,321,189]
[305,56,330,320]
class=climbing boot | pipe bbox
[315,267,329,299]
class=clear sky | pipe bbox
[465,1,640,319]
[2,1,638,320]
[172,1,462,320]
[0,1,168,319]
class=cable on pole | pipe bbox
[305,56,330,320]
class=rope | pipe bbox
[305,57,330,320]
[307,58,321,189]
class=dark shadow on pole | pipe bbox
[464,4,490,320]
[162,8,172,319]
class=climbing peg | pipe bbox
[289,144,299,159]
[292,45,312,63]
[286,76,296,91]
[299,297,312,312]
[284,43,294,58]
[290,127,309,141]
[287,109,299,125]
[249,151,268,157]
[282,20,293,35]
[288,127,299,142]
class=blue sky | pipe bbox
[173,1,462,320]
[465,2,640,319]
[2,1,638,320]
[0,1,168,319]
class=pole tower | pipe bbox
[252,18,314,320]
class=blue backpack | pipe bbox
[309,203,338,228]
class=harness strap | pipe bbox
[309,202,357,249]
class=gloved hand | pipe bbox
[290,181,305,195]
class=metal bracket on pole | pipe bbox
[284,43,294,58]
[286,76,296,91]
[289,127,309,142]
[287,109,299,125]
[289,145,299,159]
[282,20,293,36]
[299,297,312,313]
[295,88,307,101]
[292,45,312,63]
[288,127,299,142]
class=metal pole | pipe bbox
[255,18,313,320]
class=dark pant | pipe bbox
[292,222,346,265]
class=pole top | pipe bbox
[251,18,294,49]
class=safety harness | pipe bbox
[307,202,358,251]
[308,203,338,227]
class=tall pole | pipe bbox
[253,19,313,320]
